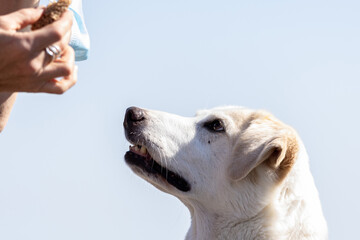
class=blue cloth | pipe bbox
[40,0,90,61]
[69,0,90,61]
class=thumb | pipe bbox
[1,8,44,31]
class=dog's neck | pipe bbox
[184,156,327,240]
[185,194,310,240]
[185,203,276,240]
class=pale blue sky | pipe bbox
[1,0,359,239]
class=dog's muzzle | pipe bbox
[123,106,191,192]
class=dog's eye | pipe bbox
[204,119,225,132]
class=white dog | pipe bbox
[123,106,328,240]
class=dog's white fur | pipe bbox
[125,106,328,240]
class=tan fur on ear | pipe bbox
[270,131,299,181]
[229,111,299,182]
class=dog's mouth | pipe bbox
[125,144,191,192]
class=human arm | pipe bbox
[0,92,16,132]
[0,8,76,93]
[0,0,38,132]
[0,0,39,132]
[0,2,76,133]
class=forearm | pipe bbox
[0,0,39,15]
[0,92,17,133]
[0,0,38,132]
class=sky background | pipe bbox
[1,0,360,239]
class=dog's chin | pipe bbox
[124,145,191,192]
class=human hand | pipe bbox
[0,8,77,94]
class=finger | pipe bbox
[39,65,78,94]
[56,45,75,64]
[52,30,72,54]
[36,31,72,67]
[41,46,75,80]
[30,10,73,51]
[0,8,44,31]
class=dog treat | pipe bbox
[31,0,71,30]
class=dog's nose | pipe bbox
[124,107,146,129]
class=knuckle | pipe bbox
[8,35,30,54]
[63,10,73,25]
[62,63,73,76]
[18,8,33,16]
[51,85,66,95]
[16,9,29,19]
[24,60,41,76]
[51,27,63,42]
[67,46,75,55]
[18,8,32,15]
[27,62,38,73]
[56,84,71,94]
[72,75,78,84]
[59,38,70,50]
[67,11,74,25]
[18,36,32,52]
[55,88,66,94]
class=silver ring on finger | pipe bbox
[48,45,61,58]
[44,44,62,63]
[45,46,56,63]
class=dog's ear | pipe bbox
[228,113,299,182]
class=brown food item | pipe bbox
[31,0,71,30]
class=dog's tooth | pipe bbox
[140,145,147,154]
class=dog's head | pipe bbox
[123,106,299,218]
